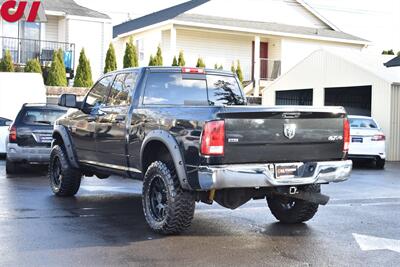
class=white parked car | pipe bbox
[348,115,386,169]
[0,117,12,155]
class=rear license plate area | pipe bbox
[352,137,363,143]
[275,164,300,179]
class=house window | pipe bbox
[136,39,144,61]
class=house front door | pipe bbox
[252,42,269,80]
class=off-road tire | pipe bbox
[375,158,385,170]
[142,161,195,234]
[48,145,82,197]
[267,184,320,224]
[5,158,18,174]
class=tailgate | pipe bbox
[17,127,53,147]
[219,106,346,164]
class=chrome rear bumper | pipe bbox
[197,160,352,190]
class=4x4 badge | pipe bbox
[283,124,296,139]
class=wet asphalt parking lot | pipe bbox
[0,158,399,267]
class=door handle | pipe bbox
[87,115,97,122]
[113,115,126,123]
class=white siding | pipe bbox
[45,16,59,42]
[176,28,253,80]
[264,50,395,160]
[67,18,112,79]
[390,84,400,161]
[280,37,363,73]
[187,0,330,29]
[114,28,163,68]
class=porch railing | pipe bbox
[0,36,75,71]
[259,58,281,81]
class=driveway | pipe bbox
[0,159,399,266]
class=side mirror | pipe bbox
[5,121,12,126]
[58,94,78,108]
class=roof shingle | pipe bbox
[41,0,110,19]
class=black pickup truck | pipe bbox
[50,67,352,234]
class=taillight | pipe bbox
[9,125,17,143]
[201,120,225,156]
[343,118,350,153]
[372,133,386,141]
[182,67,205,74]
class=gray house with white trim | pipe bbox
[0,0,112,79]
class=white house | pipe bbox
[113,0,368,99]
[0,0,112,79]
[263,49,400,161]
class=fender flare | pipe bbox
[52,125,80,169]
[140,130,191,190]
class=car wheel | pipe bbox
[267,185,320,224]
[48,145,82,197]
[142,161,195,234]
[6,158,18,175]
[376,158,385,170]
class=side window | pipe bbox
[85,76,113,108]
[108,72,138,106]
[143,73,208,105]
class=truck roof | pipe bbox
[105,66,234,76]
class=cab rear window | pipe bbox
[143,72,245,106]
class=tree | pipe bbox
[218,64,223,70]
[231,61,236,73]
[104,43,117,73]
[154,46,163,66]
[123,38,138,68]
[24,58,42,73]
[397,51,400,57]
[236,60,244,84]
[196,57,205,68]
[178,50,185,66]
[56,48,66,70]
[172,56,178,66]
[0,50,14,72]
[46,51,67,86]
[214,63,218,69]
[73,48,93,87]
[148,55,155,66]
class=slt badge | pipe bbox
[283,124,296,139]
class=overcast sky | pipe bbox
[75,0,400,53]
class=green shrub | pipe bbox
[0,50,15,72]
[148,55,155,66]
[231,61,236,73]
[46,51,67,86]
[154,46,163,66]
[172,56,178,66]
[236,60,243,84]
[196,57,205,68]
[104,43,117,73]
[123,38,138,68]
[218,64,223,70]
[24,58,42,73]
[178,50,185,66]
[73,48,93,87]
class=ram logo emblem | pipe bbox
[283,124,296,139]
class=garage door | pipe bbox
[325,86,372,116]
[276,89,313,105]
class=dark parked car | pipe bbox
[6,104,67,174]
[50,67,352,234]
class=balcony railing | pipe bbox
[0,36,75,71]
[259,58,281,81]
